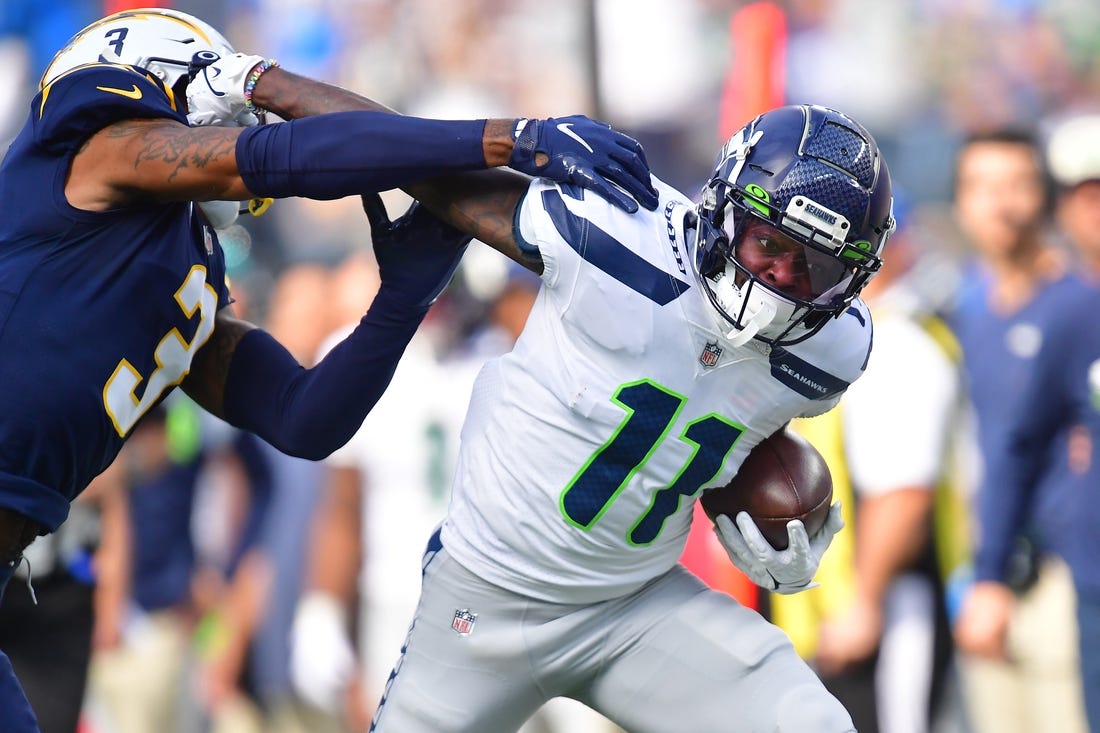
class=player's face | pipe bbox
[734,219,816,301]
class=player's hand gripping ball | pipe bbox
[701,428,833,550]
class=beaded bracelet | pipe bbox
[243,58,279,115]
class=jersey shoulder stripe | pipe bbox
[538,187,691,305]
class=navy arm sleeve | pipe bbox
[235,112,488,200]
[221,292,425,460]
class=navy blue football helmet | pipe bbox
[694,104,894,346]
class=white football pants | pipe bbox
[369,538,854,733]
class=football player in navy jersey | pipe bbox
[0,8,659,728]
[186,44,896,732]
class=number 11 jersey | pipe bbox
[440,177,873,604]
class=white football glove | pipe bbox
[185,51,266,127]
[714,502,844,595]
[289,592,357,713]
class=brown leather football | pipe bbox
[700,427,833,550]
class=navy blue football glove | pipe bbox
[509,115,659,213]
[361,194,472,310]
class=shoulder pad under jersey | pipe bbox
[33,63,185,153]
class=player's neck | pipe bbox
[984,244,1066,314]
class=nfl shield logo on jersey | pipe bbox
[700,341,722,368]
[451,608,478,636]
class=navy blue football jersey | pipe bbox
[0,64,230,531]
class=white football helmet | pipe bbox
[40,8,236,94]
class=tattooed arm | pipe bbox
[67,119,250,211]
[65,104,531,266]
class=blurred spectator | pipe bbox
[948,128,1089,733]
[290,245,449,730]
[772,205,967,733]
[88,398,206,733]
[0,457,129,733]
[191,261,338,733]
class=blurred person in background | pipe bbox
[87,397,206,733]
[201,260,342,733]
[1015,111,1100,732]
[770,202,967,733]
[0,460,128,733]
[948,128,1089,733]
[87,393,277,733]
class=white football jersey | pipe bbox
[440,177,873,604]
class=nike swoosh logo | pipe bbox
[96,84,142,100]
[556,122,594,153]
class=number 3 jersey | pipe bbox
[440,178,873,604]
[0,64,230,531]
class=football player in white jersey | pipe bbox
[187,55,893,732]
[382,106,890,733]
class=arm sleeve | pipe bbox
[235,112,488,200]
[221,292,427,460]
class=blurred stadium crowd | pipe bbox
[3,1,1100,732]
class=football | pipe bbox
[700,427,833,550]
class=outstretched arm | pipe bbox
[250,67,529,258]
[251,68,516,165]
[59,61,523,213]
[238,67,524,267]
[68,108,496,213]
[192,59,656,264]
